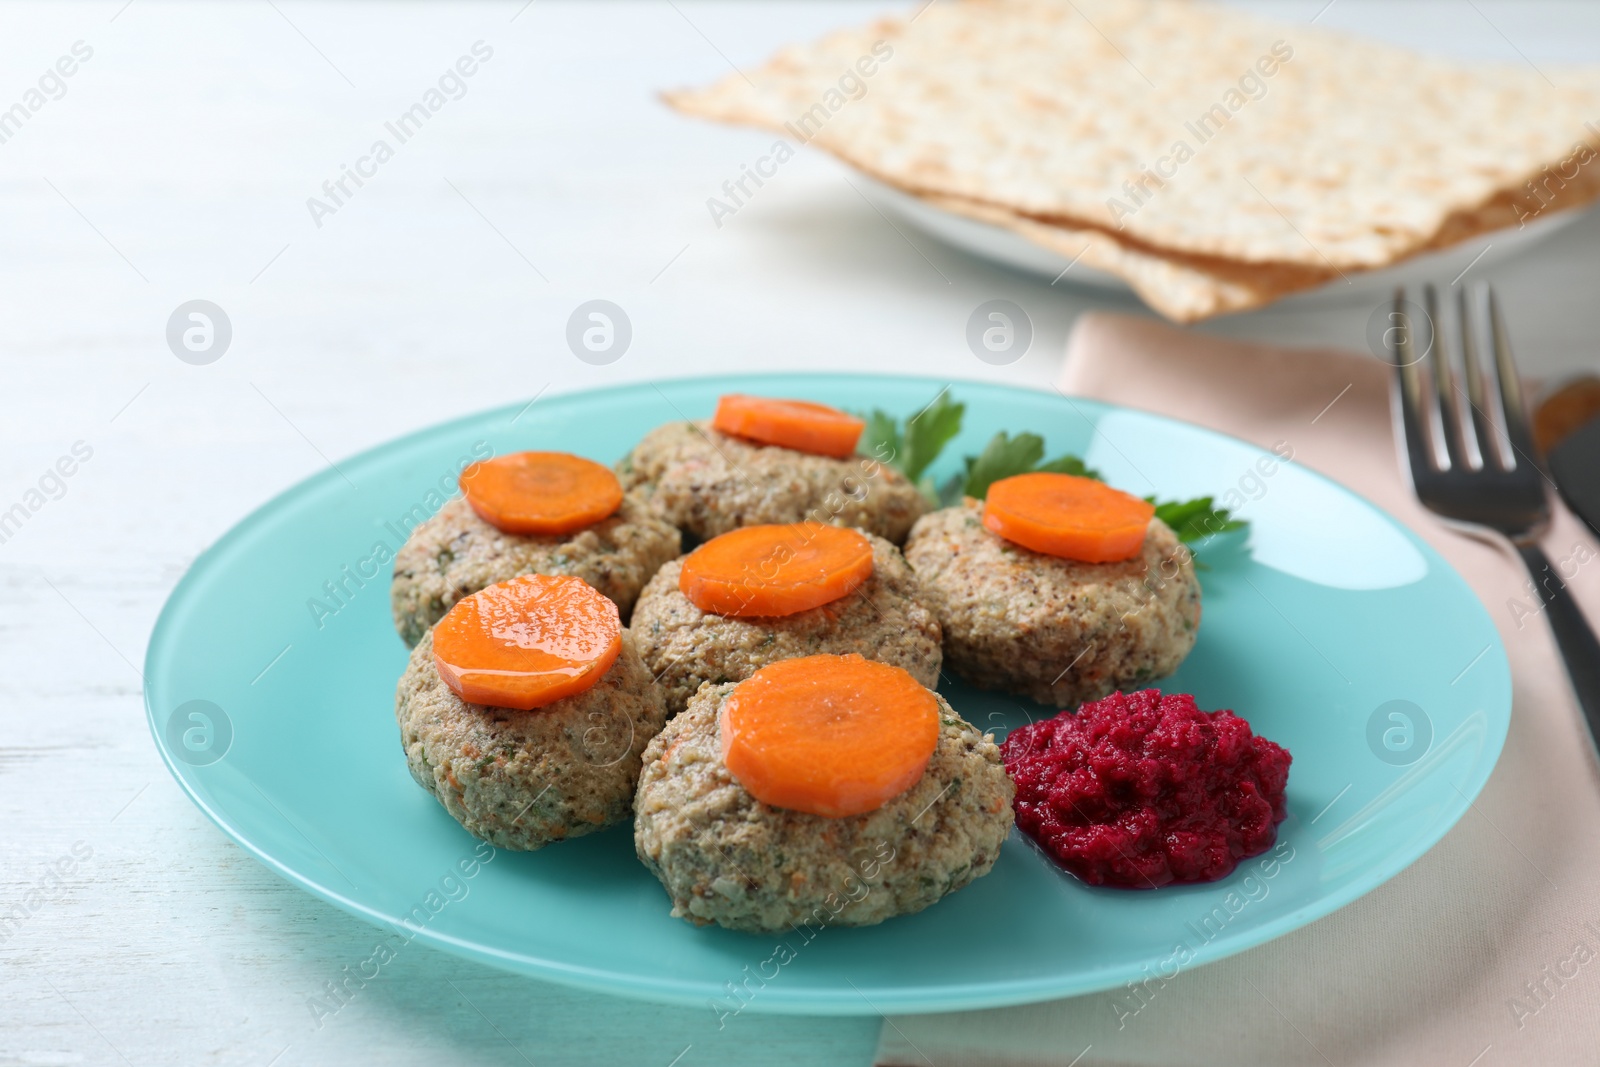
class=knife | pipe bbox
[1538,376,1600,540]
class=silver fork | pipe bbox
[1391,283,1600,742]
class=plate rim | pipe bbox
[144,370,1512,1015]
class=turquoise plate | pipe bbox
[144,374,1510,1015]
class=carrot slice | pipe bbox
[679,523,874,617]
[719,654,941,818]
[712,395,866,458]
[983,472,1155,563]
[431,574,621,710]
[460,451,622,536]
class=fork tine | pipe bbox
[1392,288,1436,477]
[1487,286,1539,469]
[1456,285,1496,470]
[1424,284,1466,471]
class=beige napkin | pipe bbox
[876,313,1600,1067]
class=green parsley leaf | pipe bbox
[961,431,1043,499]
[1149,495,1246,544]
[959,432,1103,499]
[1034,453,1103,481]
[857,390,965,501]
[859,409,902,469]
[900,391,965,483]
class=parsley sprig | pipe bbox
[861,390,965,502]
[1150,496,1247,543]
[952,431,1101,502]
[861,391,1247,547]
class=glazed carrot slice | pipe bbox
[679,523,874,617]
[983,472,1155,563]
[719,654,941,818]
[712,395,866,458]
[460,451,623,536]
[431,574,621,710]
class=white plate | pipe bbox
[858,175,1584,311]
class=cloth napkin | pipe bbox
[876,313,1600,1067]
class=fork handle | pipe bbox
[1517,543,1600,747]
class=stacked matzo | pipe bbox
[666,0,1600,321]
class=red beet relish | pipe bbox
[999,689,1291,888]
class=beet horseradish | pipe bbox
[1001,689,1291,889]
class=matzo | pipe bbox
[666,0,1600,270]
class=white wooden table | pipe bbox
[3,2,1597,1063]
